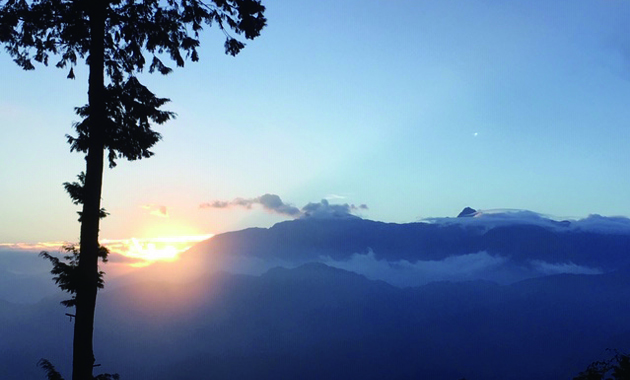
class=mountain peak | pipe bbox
[457,207,477,218]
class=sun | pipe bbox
[129,239,179,262]
[101,234,213,267]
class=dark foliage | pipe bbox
[38,359,119,380]
[40,244,109,307]
[63,172,108,219]
[1,0,266,166]
[38,359,64,380]
[68,75,174,168]
[1,0,266,69]
[574,351,630,380]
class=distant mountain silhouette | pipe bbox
[2,264,630,380]
[4,211,630,379]
[184,213,630,280]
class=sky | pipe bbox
[1,0,630,247]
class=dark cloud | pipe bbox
[258,194,301,216]
[201,195,368,219]
[301,199,363,219]
[199,201,229,209]
[200,194,300,217]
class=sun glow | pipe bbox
[122,238,180,264]
[101,234,214,267]
[1,234,214,268]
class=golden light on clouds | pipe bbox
[1,234,214,267]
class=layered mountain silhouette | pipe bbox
[2,209,630,379]
[183,209,630,285]
[2,263,630,380]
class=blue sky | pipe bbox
[1,0,630,243]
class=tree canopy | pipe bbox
[574,351,630,380]
[1,0,266,166]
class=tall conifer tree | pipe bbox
[0,1,265,378]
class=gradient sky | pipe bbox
[1,0,630,244]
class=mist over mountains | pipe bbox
[2,209,630,379]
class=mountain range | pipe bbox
[183,209,630,286]
[1,209,630,379]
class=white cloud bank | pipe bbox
[320,250,513,287]
[425,209,630,235]
[317,250,605,287]
[530,260,603,275]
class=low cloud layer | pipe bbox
[320,250,513,287]
[530,260,603,275]
[200,194,368,219]
[318,251,604,287]
[204,248,604,288]
[426,209,630,235]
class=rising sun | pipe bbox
[101,234,213,267]
[130,239,179,262]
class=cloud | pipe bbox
[142,204,169,218]
[529,260,603,275]
[424,209,630,235]
[571,214,630,234]
[258,194,302,216]
[325,194,347,200]
[200,194,300,217]
[301,199,367,219]
[199,201,230,209]
[317,251,606,288]
[319,250,516,287]
[201,194,368,219]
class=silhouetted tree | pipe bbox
[39,359,119,380]
[574,351,630,380]
[39,359,65,380]
[40,244,108,308]
[0,1,266,379]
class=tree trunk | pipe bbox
[73,1,106,379]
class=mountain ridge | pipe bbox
[3,262,629,380]
[182,211,630,286]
